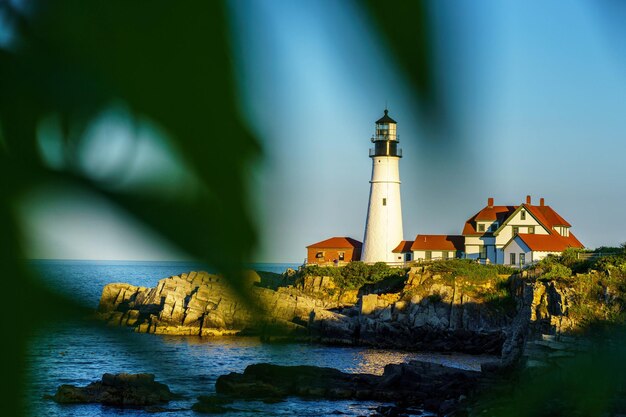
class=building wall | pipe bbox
[361,156,404,263]
[413,250,459,261]
[464,236,497,263]
[502,241,561,266]
[503,238,531,266]
[531,251,559,263]
[307,247,360,264]
[495,209,548,247]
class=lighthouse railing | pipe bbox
[369,148,402,157]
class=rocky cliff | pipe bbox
[98,265,613,361]
[98,271,350,337]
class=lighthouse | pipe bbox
[361,109,404,263]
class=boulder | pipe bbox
[50,373,174,406]
[211,361,480,412]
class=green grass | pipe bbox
[428,259,515,282]
[297,262,408,290]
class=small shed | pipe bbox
[306,237,362,265]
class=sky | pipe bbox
[15,1,626,262]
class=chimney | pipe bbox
[487,197,494,208]
[526,195,531,205]
[540,197,545,206]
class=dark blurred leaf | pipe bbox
[1,1,262,414]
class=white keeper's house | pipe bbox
[304,110,584,267]
[393,195,584,266]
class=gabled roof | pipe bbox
[512,233,584,252]
[493,203,572,237]
[376,109,397,124]
[463,206,516,236]
[464,199,575,237]
[410,235,465,251]
[526,205,571,227]
[306,237,362,249]
[392,240,414,253]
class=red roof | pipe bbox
[526,204,571,227]
[463,200,574,236]
[392,240,414,253]
[463,206,516,236]
[410,235,465,251]
[306,237,362,249]
[515,233,584,252]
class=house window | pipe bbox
[338,252,345,261]
[510,253,516,265]
[316,251,324,258]
[442,251,449,260]
[512,226,519,235]
[528,226,535,234]
[520,253,526,265]
[520,210,526,220]
[382,198,387,206]
[479,246,487,259]
[478,223,485,232]
[425,251,432,260]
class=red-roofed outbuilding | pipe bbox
[306,237,362,265]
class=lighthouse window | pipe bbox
[382,198,387,206]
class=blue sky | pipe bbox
[230,0,626,262]
[17,1,626,262]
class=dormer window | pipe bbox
[478,223,485,232]
[520,210,526,220]
[556,227,570,237]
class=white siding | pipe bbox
[495,209,548,248]
[532,251,561,262]
[412,250,457,261]
[503,237,532,266]
[464,236,496,263]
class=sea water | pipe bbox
[25,260,494,417]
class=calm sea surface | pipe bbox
[25,260,495,417]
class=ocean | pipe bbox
[25,260,493,416]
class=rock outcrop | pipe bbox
[98,271,351,338]
[50,373,174,406]
[202,361,480,415]
[346,267,514,354]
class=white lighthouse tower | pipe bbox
[361,109,404,263]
